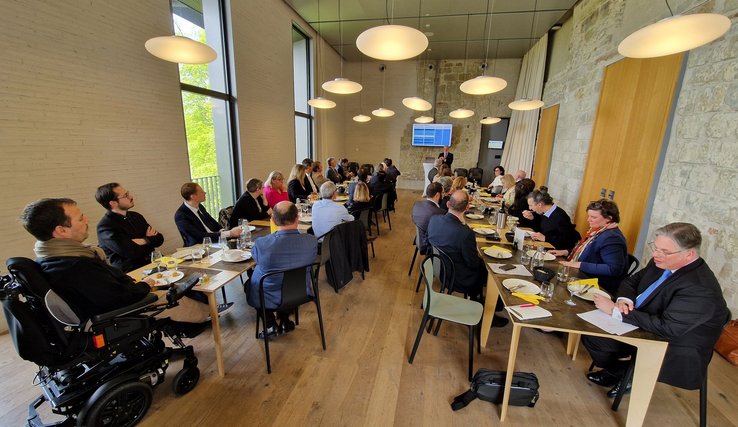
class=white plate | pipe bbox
[526,250,556,261]
[145,270,184,286]
[572,286,610,301]
[480,197,498,202]
[299,215,313,223]
[335,196,349,202]
[221,249,252,263]
[474,227,496,235]
[484,248,513,259]
[465,213,484,220]
[502,278,541,295]
[171,248,205,260]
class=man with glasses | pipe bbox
[96,183,164,272]
[583,222,728,397]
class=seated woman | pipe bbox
[496,174,516,207]
[507,178,539,229]
[312,161,328,188]
[346,182,372,219]
[432,164,452,183]
[229,178,272,227]
[287,164,311,202]
[450,176,467,193]
[523,190,581,252]
[487,165,505,194]
[263,170,289,208]
[549,199,629,295]
[348,167,371,203]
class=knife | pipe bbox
[577,285,593,296]
[508,307,525,319]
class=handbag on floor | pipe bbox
[451,369,539,410]
[715,319,738,366]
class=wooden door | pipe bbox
[574,54,684,252]
[531,105,559,187]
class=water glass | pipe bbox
[191,248,203,263]
[165,259,178,273]
[150,250,163,271]
[520,244,531,265]
[557,265,570,282]
[202,237,212,258]
[540,281,554,302]
[218,235,228,248]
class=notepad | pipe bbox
[505,305,552,321]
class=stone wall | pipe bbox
[543,0,738,313]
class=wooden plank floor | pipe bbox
[1,189,736,426]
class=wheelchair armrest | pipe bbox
[165,274,200,305]
[90,293,158,323]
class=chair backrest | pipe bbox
[218,206,234,229]
[361,163,375,175]
[627,254,640,276]
[454,168,468,177]
[468,167,483,183]
[259,263,319,311]
[415,226,422,252]
[319,231,332,265]
[380,193,389,211]
[420,255,443,309]
[347,162,360,175]
[431,246,455,293]
[358,208,372,234]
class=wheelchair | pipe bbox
[1,257,202,427]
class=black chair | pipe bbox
[255,262,326,374]
[408,227,420,277]
[361,163,375,175]
[379,193,392,230]
[315,230,335,290]
[357,208,376,258]
[454,168,468,177]
[468,167,483,185]
[627,254,640,276]
[347,161,360,175]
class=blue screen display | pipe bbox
[412,124,452,147]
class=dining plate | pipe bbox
[299,215,313,223]
[526,250,556,261]
[574,286,610,302]
[221,249,252,263]
[474,227,496,235]
[465,213,484,220]
[480,197,498,203]
[335,196,349,202]
[171,248,205,260]
[484,248,513,259]
[145,270,184,287]
[502,278,541,295]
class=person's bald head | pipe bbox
[515,170,527,181]
[447,190,469,213]
[273,201,298,228]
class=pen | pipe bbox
[520,304,535,308]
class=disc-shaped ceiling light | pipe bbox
[372,107,395,117]
[618,13,731,58]
[402,96,432,111]
[449,108,475,119]
[509,98,544,111]
[460,75,508,95]
[145,36,217,64]
[323,78,363,94]
[356,25,429,61]
[480,116,502,124]
[353,114,372,123]
[308,97,336,109]
[415,116,434,123]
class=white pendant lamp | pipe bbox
[449,108,475,119]
[323,78,363,94]
[356,25,429,61]
[480,116,501,125]
[460,75,508,95]
[415,116,434,123]
[618,13,731,58]
[353,114,372,123]
[308,97,336,109]
[145,36,217,64]
[509,98,544,111]
[372,108,395,117]
[402,96,432,111]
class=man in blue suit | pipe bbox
[247,201,318,337]
[411,182,445,255]
[174,182,241,247]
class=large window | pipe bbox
[172,0,237,216]
[293,26,313,164]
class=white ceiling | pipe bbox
[284,0,579,61]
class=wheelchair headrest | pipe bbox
[6,257,53,301]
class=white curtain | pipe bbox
[501,33,548,176]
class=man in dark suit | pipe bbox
[247,201,318,337]
[174,182,241,247]
[95,182,164,272]
[326,157,343,184]
[584,222,728,397]
[438,145,453,168]
[411,182,445,255]
[302,158,319,193]
[427,191,508,327]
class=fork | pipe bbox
[508,284,524,292]
[576,285,593,296]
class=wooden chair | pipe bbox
[409,255,483,381]
[255,262,326,374]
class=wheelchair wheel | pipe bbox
[83,381,153,427]
[172,366,200,396]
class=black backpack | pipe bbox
[451,369,539,410]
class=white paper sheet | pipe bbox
[577,310,639,335]
[488,263,533,277]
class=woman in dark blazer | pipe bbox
[346,182,372,219]
[230,178,271,227]
[523,190,581,252]
[549,199,628,295]
[287,164,310,202]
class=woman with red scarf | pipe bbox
[548,199,629,295]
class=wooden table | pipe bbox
[475,240,667,427]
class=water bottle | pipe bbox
[496,201,507,229]
[532,246,545,268]
[239,220,252,250]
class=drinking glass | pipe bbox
[166,259,178,273]
[557,265,570,282]
[520,244,531,265]
[540,281,554,302]
[191,248,203,263]
[202,237,212,258]
[218,235,228,249]
[565,281,579,306]
[150,250,163,271]
[488,213,496,227]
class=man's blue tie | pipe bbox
[635,270,673,308]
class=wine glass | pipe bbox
[565,281,579,306]
[150,250,163,272]
[557,265,570,282]
[202,237,212,259]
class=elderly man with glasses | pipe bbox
[583,222,728,398]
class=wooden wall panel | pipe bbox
[531,104,559,188]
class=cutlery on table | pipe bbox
[576,285,593,296]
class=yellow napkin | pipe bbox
[511,293,544,305]
[159,256,184,265]
[569,278,599,288]
[469,224,494,228]
[270,217,278,234]
[490,245,511,253]
[479,192,491,197]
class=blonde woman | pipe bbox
[264,170,289,208]
[451,176,467,193]
[497,174,516,207]
[347,181,372,219]
[287,164,309,202]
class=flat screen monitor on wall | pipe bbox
[412,124,452,147]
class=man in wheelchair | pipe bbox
[0,198,204,426]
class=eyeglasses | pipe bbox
[647,241,686,256]
[116,192,131,201]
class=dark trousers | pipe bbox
[582,335,635,375]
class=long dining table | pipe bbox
[465,214,668,426]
